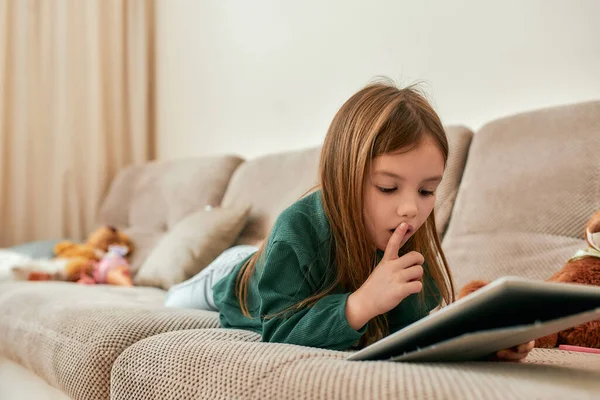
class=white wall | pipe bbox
[155,0,600,160]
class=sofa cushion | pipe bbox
[134,204,251,289]
[111,329,600,400]
[222,147,321,246]
[96,164,145,232]
[443,101,600,292]
[0,281,220,400]
[121,227,165,273]
[96,155,244,272]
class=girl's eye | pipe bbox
[377,187,436,196]
[377,186,396,194]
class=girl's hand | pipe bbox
[493,341,535,362]
[347,223,424,329]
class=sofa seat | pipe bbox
[0,282,221,400]
[111,329,600,400]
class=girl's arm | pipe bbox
[258,240,368,351]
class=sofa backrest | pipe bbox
[222,125,473,246]
[97,155,243,271]
[221,147,321,246]
[95,124,474,275]
[442,100,600,293]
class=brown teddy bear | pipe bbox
[458,209,600,348]
[53,226,134,281]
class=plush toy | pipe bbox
[458,209,600,348]
[53,225,134,281]
[10,226,135,284]
[54,225,134,259]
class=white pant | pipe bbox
[164,245,258,311]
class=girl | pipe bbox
[165,81,534,361]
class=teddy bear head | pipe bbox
[86,225,134,255]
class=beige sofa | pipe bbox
[1,100,600,400]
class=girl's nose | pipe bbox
[396,198,418,219]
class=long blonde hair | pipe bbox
[235,80,455,348]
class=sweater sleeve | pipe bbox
[257,240,368,350]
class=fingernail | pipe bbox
[400,223,407,229]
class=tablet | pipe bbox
[347,276,600,362]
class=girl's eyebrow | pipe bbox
[375,171,443,183]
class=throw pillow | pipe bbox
[134,204,251,289]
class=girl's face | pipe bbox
[363,136,445,252]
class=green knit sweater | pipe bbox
[213,190,441,351]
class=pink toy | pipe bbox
[77,245,133,287]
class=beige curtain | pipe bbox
[0,0,155,246]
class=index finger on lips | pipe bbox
[383,222,408,261]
